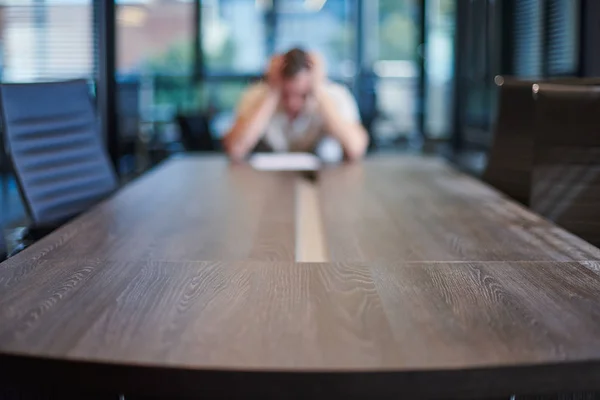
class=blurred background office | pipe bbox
[0,0,594,225]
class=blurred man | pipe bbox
[224,48,368,162]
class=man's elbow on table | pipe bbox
[223,131,249,161]
[343,126,369,162]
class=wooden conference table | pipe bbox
[2,155,600,399]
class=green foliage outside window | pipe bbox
[141,36,239,113]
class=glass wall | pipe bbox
[364,0,420,145]
[199,0,266,140]
[202,0,267,74]
[200,0,358,139]
[202,0,358,78]
[116,0,197,112]
[112,0,463,156]
[512,0,580,77]
[116,0,197,173]
[547,0,580,76]
[455,0,502,149]
[513,0,543,78]
[117,0,194,76]
[111,0,460,162]
[275,0,356,80]
[424,0,455,139]
[0,1,461,162]
[0,0,96,82]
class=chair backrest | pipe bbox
[531,83,600,246]
[176,113,216,152]
[483,76,600,206]
[0,80,117,227]
[483,77,537,205]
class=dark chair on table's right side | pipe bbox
[531,83,600,247]
[483,77,600,206]
[483,77,537,206]
[0,80,118,239]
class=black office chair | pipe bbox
[483,77,537,205]
[176,113,217,152]
[0,80,118,238]
[484,76,600,206]
[531,82,600,247]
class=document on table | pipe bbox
[249,153,321,171]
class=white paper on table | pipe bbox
[249,153,321,171]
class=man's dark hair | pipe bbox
[281,48,311,79]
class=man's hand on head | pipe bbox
[266,55,284,91]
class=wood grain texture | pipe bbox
[3,259,600,397]
[319,156,600,262]
[531,83,600,248]
[295,177,327,262]
[483,78,537,206]
[2,155,600,398]
[2,156,296,263]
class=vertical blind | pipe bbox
[0,0,96,82]
[513,0,580,77]
[547,0,579,75]
[513,0,543,78]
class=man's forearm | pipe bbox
[225,90,280,160]
[313,87,368,161]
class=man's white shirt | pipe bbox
[236,81,361,153]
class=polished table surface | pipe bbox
[2,155,600,398]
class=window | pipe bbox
[513,0,543,78]
[204,80,255,137]
[364,0,420,143]
[201,0,267,74]
[116,0,198,149]
[0,0,96,82]
[200,0,359,136]
[455,0,502,149]
[424,0,455,138]
[117,0,195,76]
[547,0,579,76]
[512,0,580,78]
[376,0,418,62]
[274,0,356,79]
